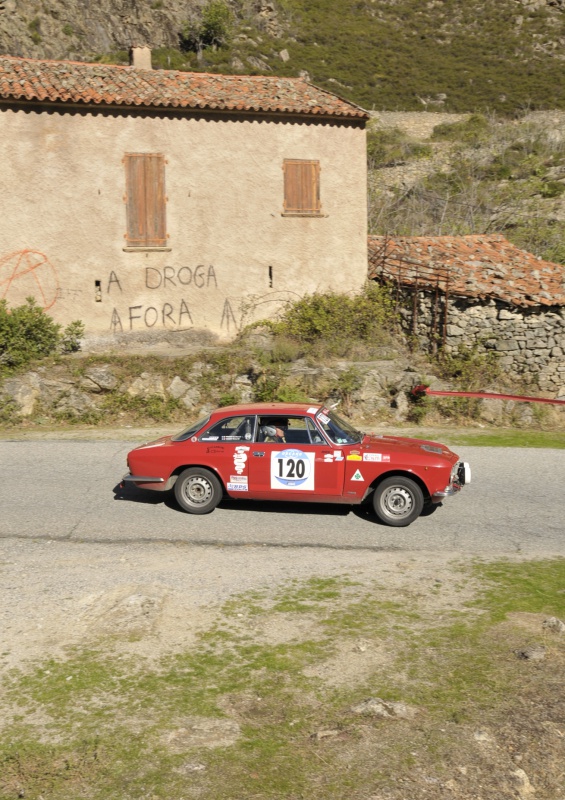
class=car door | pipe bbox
[248,415,345,500]
[198,414,256,494]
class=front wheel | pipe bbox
[174,467,222,514]
[372,476,424,527]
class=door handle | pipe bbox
[253,451,265,457]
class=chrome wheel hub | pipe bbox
[184,476,213,506]
[381,486,414,518]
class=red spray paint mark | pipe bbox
[411,385,565,407]
[0,249,60,310]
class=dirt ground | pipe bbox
[2,536,565,799]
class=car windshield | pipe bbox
[171,414,211,442]
[317,409,363,445]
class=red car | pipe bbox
[123,403,471,527]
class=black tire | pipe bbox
[372,476,424,527]
[174,467,223,515]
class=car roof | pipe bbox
[212,402,321,416]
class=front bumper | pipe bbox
[432,460,471,502]
[121,472,177,492]
[122,473,164,483]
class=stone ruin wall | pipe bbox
[398,292,565,394]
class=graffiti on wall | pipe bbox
[145,265,218,290]
[0,249,60,310]
[107,264,235,333]
[221,299,237,332]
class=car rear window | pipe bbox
[200,415,256,442]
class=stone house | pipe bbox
[368,234,565,392]
[0,49,369,340]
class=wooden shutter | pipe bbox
[125,153,166,246]
[283,159,321,214]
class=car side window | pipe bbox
[199,415,255,442]
[257,416,327,444]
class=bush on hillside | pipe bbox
[268,283,396,345]
[369,114,565,264]
[431,114,490,146]
[0,298,84,373]
[367,127,432,169]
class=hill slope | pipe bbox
[1,0,565,113]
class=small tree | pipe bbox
[181,0,233,53]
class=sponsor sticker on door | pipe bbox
[233,446,250,475]
[271,448,315,491]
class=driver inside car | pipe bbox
[260,418,287,443]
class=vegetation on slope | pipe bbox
[3,0,565,113]
[368,112,565,264]
[96,0,565,113]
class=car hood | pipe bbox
[132,434,173,451]
[363,433,458,461]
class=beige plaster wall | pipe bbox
[0,105,368,339]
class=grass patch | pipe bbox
[472,558,565,621]
[439,428,565,449]
[3,561,565,798]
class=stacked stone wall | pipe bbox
[398,292,565,393]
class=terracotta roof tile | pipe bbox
[368,234,565,307]
[0,54,368,120]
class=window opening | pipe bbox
[124,153,167,247]
[283,159,321,215]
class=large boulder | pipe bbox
[127,372,166,399]
[0,371,41,417]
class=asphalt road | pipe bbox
[1,441,564,555]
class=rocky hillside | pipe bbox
[1,0,565,112]
[2,326,565,431]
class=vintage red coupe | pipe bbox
[123,402,471,527]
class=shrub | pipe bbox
[218,391,240,407]
[0,299,85,373]
[61,320,85,353]
[0,396,18,425]
[431,114,490,145]
[436,344,501,390]
[406,390,430,424]
[101,392,181,421]
[540,180,565,199]
[269,336,305,364]
[270,283,396,347]
[0,298,60,370]
[251,368,308,403]
[329,367,363,412]
[367,126,432,169]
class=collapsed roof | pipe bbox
[368,234,565,308]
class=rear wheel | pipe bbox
[372,476,424,527]
[174,467,222,514]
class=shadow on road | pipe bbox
[113,483,442,529]
[112,482,387,521]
